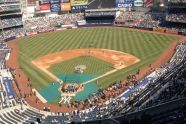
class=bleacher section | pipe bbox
[0,4,20,12]
[0,107,45,124]
[115,11,160,28]
[159,1,186,34]
[1,17,22,28]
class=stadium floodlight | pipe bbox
[159,3,164,7]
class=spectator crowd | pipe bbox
[1,11,186,40]
[1,17,22,28]
[23,13,84,29]
[0,4,20,12]
[0,13,84,39]
[166,14,186,23]
[0,10,186,123]
[115,11,160,28]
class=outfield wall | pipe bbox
[78,23,114,27]
[114,25,184,35]
[3,25,186,43]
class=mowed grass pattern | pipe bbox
[48,56,114,74]
[17,27,178,89]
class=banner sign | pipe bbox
[4,36,16,42]
[116,0,134,8]
[71,5,88,10]
[71,0,88,5]
[51,3,60,12]
[61,2,71,11]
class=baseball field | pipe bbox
[14,27,179,103]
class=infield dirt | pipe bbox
[32,48,140,83]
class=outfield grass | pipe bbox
[48,56,114,74]
[17,27,178,89]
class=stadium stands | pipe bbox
[1,17,22,28]
[23,13,84,29]
[166,14,186,23]
[0,4,20,12]
[0,42,47,124]
[0,106,46,124]
[0,9,186,40]
[0,43,15,111]
[0,1,186,123]
[115,11,160,28]
[1,28,26,39]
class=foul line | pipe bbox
[82,66,125,85]
[32,89,47,103]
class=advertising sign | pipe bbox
[71,0,88,5]
[134,0,143,6]
[116,0,134,8]
[50,0,59,3]
[51,3,60,12]
[39,0,50,4]
[61,0,70,2]
[71,5,88,10]
[26,32,38,36]
[40,4,51,11]
[61,2,71,11]
[3,77,14,99]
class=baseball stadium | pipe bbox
[0,0,186,124]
